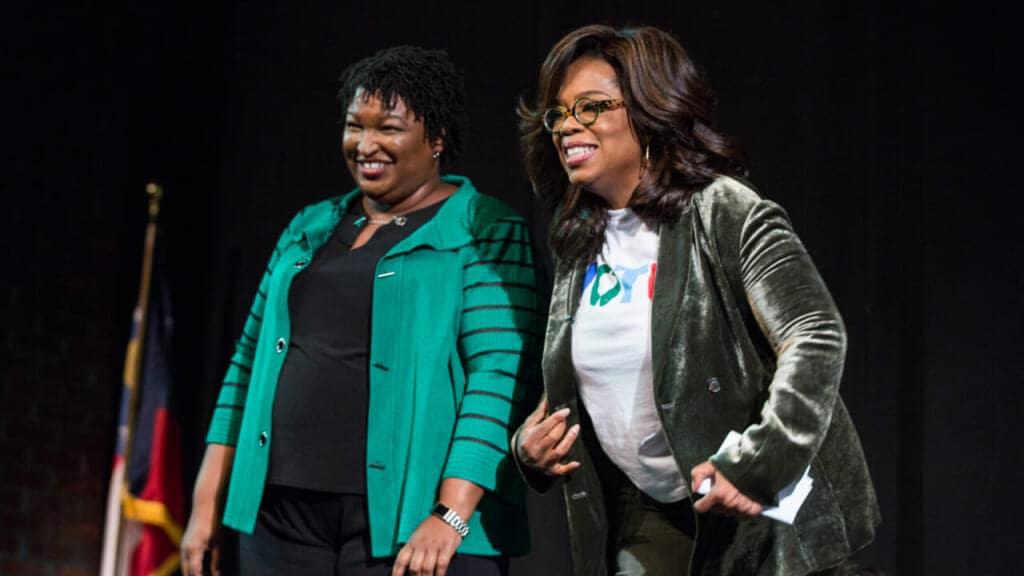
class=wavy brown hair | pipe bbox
[518,25,746,262]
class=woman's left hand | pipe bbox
[391,515,462,576]
[391,512,460,573]
[691,460,763,517]
[392,479,481,575]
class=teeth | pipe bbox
[361,161,385,169]
[565,146,595,158]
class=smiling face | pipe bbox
[342,87,442,207]
[552,57,642,209]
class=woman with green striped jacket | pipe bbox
[181,46,543,576]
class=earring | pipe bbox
[639,142,650,178]
[432,151,441,159]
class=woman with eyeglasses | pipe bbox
[181,46,542,576]
[513,25,879,575]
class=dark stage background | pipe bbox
[2,2,1021,575]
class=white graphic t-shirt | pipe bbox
[571,207,689,503]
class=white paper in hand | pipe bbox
[695,430,813,525]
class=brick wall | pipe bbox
[1,293,122,574]
[0,164,132,575]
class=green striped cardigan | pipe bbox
[206,175,544,556]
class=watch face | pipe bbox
[431,503,469,537]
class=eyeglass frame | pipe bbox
[542,97,627,134]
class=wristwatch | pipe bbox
[431,502,470,538]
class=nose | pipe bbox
[354,130,380,156]
[557,112,585,137]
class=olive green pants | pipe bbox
[607,478,844,575]
[609,479,696,575]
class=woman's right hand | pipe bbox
[181,504,222,576]
[515,398,581,476]
[181,444,234,576]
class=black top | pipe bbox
[267,197,444,493]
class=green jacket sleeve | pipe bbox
[709,199,847,505]
[442,215,545,499]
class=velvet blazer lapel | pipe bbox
[650,207,695,407]
[541,256,584,414]
[543,206,696,409]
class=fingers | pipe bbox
[530,407,571,445]
[690,460,715,492]
[408,546,427,576]
[721,489,741,511]
[690,463,762,517]
[534,418,569,462]
[552,424,579,455]
[526,397,548,425]
[435,546,453,576]
[546,459,582,476]
[395,515,466,576]
[396,545,453,576]
[181,550,193,576]
[739,498,763,516]
[541,417,569,445]
[698,493,761,517]
[518,404,583,477]
[693,489,718,514]
[181,543,204,576]
[539,424,581,475]
[424,548,440,576]
[521,408,571,459]
[691,461,722,514]
[210,545,222,576]
[727,489,762,516]
[392,544,412,576]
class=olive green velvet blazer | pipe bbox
[527,177,880,575]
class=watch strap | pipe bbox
[431,503,470,538]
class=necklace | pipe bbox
[356,184,450,228]
[354,214,407,227]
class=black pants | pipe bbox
[239,485,507,575]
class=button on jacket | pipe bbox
[207,175,544,557]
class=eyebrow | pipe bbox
[345,111,408,121]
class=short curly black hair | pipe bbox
[337,45,467,169]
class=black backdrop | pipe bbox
[4,1,1022,574]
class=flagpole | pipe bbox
[100,182,164,575]
[123,182,164,479]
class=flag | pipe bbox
[101,189,185,576]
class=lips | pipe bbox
[356,158,390,178]
[562,142,597,168]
